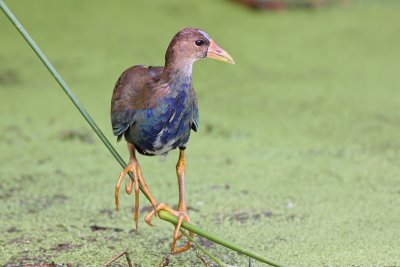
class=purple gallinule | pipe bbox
[111,27,234,253]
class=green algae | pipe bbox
[1,1,400,266]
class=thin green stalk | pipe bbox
[0,0,139,197]
[0,2,288,267]
[159,210,285,267]
[180,230,226,267]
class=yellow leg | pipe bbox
[115,143,157,231]
[144,148,193,253]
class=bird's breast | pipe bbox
[128,81,195,156]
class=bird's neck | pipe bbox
[163,61,193,89]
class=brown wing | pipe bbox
[110,65,164,140]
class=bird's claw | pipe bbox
[144,203,193,253]
[171,212,193,254]
[115,160,157,231]
[144,203,162,226]
[125,177,134,195]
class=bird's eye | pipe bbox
[195,40,204,46]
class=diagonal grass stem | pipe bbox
[1,2,288,266]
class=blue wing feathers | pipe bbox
[191,90,199,132]
[112,109,136,138]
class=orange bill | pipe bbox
[207,39,235,64]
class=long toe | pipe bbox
[170,212,192,253]
[145,203,192,254]
[115,165,131,210]
[144,203,171,226]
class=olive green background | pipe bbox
[1,1,399,266]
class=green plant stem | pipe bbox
[0,3,126,171]
[180,230,226,267]
[0,2,288,267]
[0,0,151,205]
[159,210,285,267]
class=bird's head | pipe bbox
[165,28,234,74]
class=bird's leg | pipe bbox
[115,142,157,230]
[144,148,193,253]
[171,148,193,253]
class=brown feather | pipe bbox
[111,65,166,113]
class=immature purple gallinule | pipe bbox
[111,27,234,253]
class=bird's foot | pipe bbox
[115,159,157,230]
[144,203,193,253]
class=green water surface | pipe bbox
[1,1,399,266]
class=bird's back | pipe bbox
[111,65,165,140]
